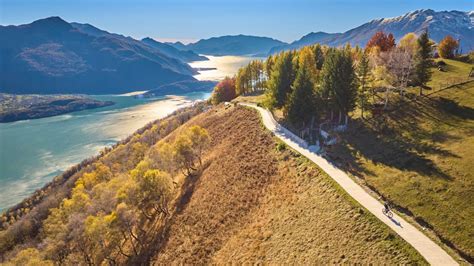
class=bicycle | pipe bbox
[382,206,393,218]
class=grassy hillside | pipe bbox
[427,59,473,92]
[0,104,207,261]
[330,68,474,261]
[1,103,425,264]
[151,105,424,264]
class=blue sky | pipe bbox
[0,0,472,43]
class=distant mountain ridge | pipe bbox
[169,35,287,56]
[70,23,207,62]
[0,17,208,94]
[141,37,207,62]
[270,9,474,54]
[166,41,188,51]
[269,32,340,54]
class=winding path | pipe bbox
[240,102,458,266]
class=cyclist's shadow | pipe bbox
[388,215,403,228]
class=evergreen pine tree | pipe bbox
[414,30,433,95]
[287,64,315,124]
[265,52,294,108]
[357,51,370,118]
[312,44,325,70]
[321,49,357,123]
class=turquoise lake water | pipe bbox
[0,92,211,210]
[0,54,258,211]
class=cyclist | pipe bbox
[383,202,390,212]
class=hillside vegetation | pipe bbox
[0,104,425,264]
[233,58,474,262]
[331,78,474,260]
[0,104,208,262]
[153,106,423,264]
[211,25,473,261]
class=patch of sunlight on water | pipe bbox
[189,55,263,81]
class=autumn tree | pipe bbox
[6,248,53,266]
[235,67,249,95]
[172,135,196,176]
[387,33,396,50]
[414,31,433,94]
[249,60,265,91]
[386,46,415,98]
[366,31,396,52]
[398,33,418,55]
[211,77,236,104]
[171,126,210,176]
[132,168,173,217]
[438,35,459,59]
[84,212,122,264]
[185,126,210,166]
[153,141,176,173]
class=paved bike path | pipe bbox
[241,103,458,266]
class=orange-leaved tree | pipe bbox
[211,76,236,104]
[366,31,396,52]
[438,35,459,59]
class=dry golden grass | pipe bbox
[153,105,425,264]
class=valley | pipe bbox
[0,4,473,265]
[0,104,426,264]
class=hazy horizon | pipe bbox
[1,0,472,43]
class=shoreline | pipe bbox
[0,95,208,212]
[0,94,115,123]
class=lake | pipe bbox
[189,55,261,81]
[0,55,255,211]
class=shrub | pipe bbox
[455,52,474,64]
[276,142,287,151]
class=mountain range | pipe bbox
[0,9,472,95]
[0,17,210,94]
[270,9,474,54]
[168,35,287,56]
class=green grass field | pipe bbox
[331,59,474,261]
[427,59,473,91]
[233,59,474,261]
